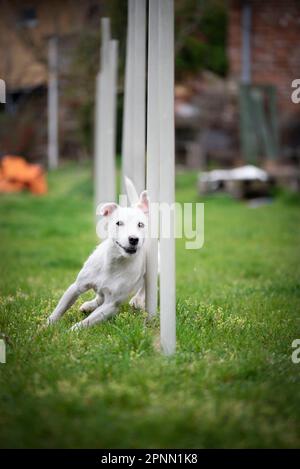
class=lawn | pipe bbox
[0,162,300,448]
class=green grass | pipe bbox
[0,163,300,448]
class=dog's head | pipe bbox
[98,190,149,257]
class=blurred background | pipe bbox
[0,0,300,196]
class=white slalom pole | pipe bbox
[122,0,146,195]
[158,0,176,355]
[95,18,110,208]
[95,18,117,208]
[48,35,59,169]
[146,0,160,318]
[94,71,102,207]
[122,0,134,193]
[105,39,118,203]
[132,0,146,194]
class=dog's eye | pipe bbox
[116,221,124,226]
[138,222,145,228]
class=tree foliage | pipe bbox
[175,0,228,78]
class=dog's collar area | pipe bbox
[116,241,137,255]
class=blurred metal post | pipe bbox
[0,339,6,364]
[95,18,118,208]
[241,1,251,84]
[122,0,146,195]
[0,79,6,104]
[158,0,176,355]
[146,0,160,318]
[48,35,59,169]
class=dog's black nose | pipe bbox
[129,236,139,246]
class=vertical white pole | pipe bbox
[123,0,176,353]
[132,0,146,194]
[48,36,59,170]
[94,72,103,206]
[95,19,118,207]
[241,2,251,84]
[122,0,134,191]
[105,39,118,202]
[95,18,110,207]
[158,0,176,355]
[0,79,6,104]
[122,0,146,195]
[146,0,160,318]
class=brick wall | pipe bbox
[228,0,300,119]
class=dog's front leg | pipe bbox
[80,293,104,314]
[70,301,118,330]
[47,282,85,325]
[129,283,145,310]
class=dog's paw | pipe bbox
[70,322,82,332]
[80,300,97,314]
[129,296,145,310]
[80,302,91,313]
[45,316,55,327]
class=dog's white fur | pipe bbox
[46,183,148,330]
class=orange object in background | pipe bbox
[0,156,48,194]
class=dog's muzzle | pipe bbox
[129,236,139,246]
[116,241,137,255]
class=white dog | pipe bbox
[46,180,148,330]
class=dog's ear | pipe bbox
[97,202,118,217]
[137,190,149,214]
[96,202,118,240]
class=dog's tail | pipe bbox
[124,176,139,205]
